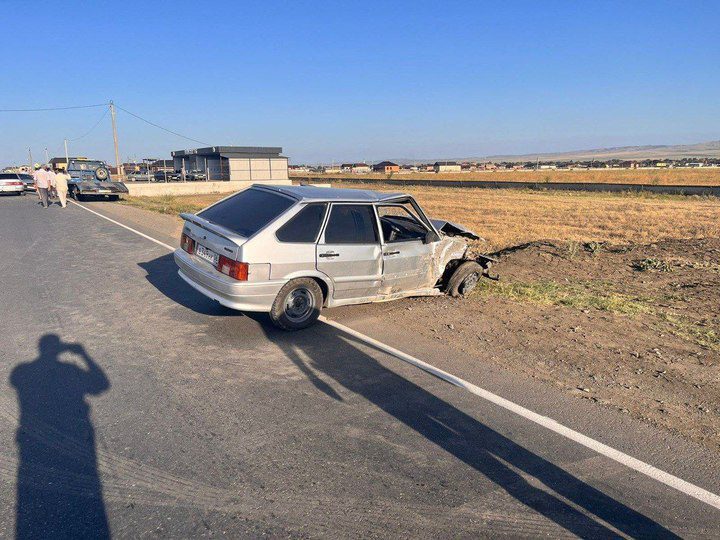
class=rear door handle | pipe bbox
[384,251,400,256]
[319,252,340,258]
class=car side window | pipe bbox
[323,204,378,244]
[276,203,328,243]
[377,205,428,243]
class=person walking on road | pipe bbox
[54,168,70,208]
[33,164,50,208]
[46,165,57,204]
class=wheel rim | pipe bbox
[284,287,315,323]
[459,272,479,295]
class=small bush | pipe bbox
[567,241,580,260]
[632,258,673,272]
[584,241,604,255]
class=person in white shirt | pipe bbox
[54,168,70,208]
[33,164,51,208]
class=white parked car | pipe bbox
[0,173,26,195]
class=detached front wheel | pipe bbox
[270,278,323,331]
[446,261,483,297]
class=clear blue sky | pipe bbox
[1,0,718,165]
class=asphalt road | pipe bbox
[1,194,719,538]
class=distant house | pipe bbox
[341,163,371,174]
[373,161,400,174]
[150,159,174,173]
[50,156,87,171]
[433,161,461,173]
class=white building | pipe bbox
[433,161,462,173]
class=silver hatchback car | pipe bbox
[174,185,495,330]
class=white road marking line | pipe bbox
[322,317,720,510]
[68,200,175,251]
[76,200,720,511]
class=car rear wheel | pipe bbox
[270,278,322,331]
[446,261,483,297]
[71,189,82,201]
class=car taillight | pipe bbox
[10,181,23,186]
[180,233,195,254]
[217,255,248,281]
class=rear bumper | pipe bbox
[174,249,283,312]
[0,185,24,193]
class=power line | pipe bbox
[0,103,108,112]
[68,107,109,142]
[114,104,210,146]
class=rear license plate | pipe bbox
[195,244,219,266]
[98,189,110,193]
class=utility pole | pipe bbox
[64,139,69,170]
[109,101,121,179]
[44,147,50,164]
[28,148,33,171]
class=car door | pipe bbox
[316,204,383,300]
[377,204,436,293]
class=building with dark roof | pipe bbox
[433,161,461,173]
[372,161,400,174]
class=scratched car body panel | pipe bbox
[174,184,495,329]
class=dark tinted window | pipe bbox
[276,203,327,243]
[0,173,18,180]
[324,204,378,244]
[198,188,295,237]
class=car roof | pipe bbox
[253,184,409,203]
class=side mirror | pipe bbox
[423,230,438,244]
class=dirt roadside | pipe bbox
[375,238,720,451]
[91,200,720,452]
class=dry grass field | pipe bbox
[358,184,720,252]
[293,167,720,186]
[121,184,720,252]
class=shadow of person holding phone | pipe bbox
[10,334,111,539]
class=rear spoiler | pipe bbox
[179,213,247,244]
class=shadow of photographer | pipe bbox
[10,334,111,539]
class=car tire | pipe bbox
[71,189,82,201]
[446,260,483,298]
[269,278,323,331]
[108,195,120,201]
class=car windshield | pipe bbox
[198,188,295,238]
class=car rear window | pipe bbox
[198,188,295,237]
[323,204,378,244]
[276,203,328,243]
[0,174,17,180]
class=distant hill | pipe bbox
[390,140,720,164]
